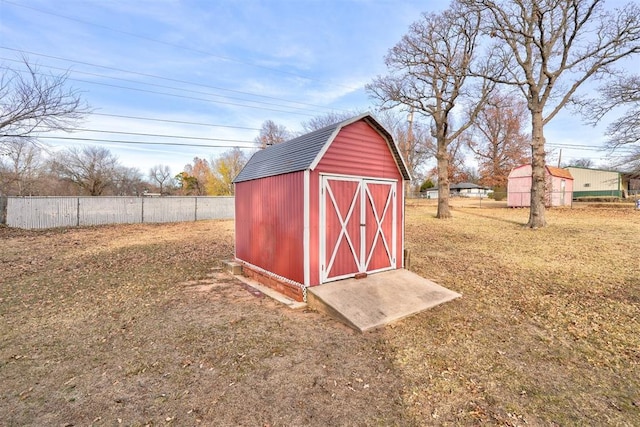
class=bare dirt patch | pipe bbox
[1,205,639,426]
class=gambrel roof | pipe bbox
[509,164,574,180]
[233,113,411,183]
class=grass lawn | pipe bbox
[1,202,638,426]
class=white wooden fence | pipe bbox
[1,196,234,229]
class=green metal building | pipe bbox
[566,167,622,198]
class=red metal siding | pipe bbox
[311,121,405,285]
[315,121,403,180]
[235,172,305,284]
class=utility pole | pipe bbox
[557,149,562,168]
[406,109,414,197]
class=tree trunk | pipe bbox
[528,110,547,228]
[436,137,451,219]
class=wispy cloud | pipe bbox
[2,0,632,173]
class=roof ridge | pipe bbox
[233,113,410,183]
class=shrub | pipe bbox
[490,187,506,201]
[420,179,435,192]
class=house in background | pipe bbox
[450,182,492,198]
[622,172,640,197]
[421,188,438,199]
[566,166,624,199]
[419,183,491,199]
[507,164,574,207]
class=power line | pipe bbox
[0,50,343,113]
[0,3,359,91]
[42,128,255,143]
[91,112,261,131]
[546,143,635,153]
[0,56,315,114]
[0,65,319,117]
[546,143,605,150]
[66,77,317,116]
[30,135,257,149]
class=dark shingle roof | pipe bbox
[233,123,339,183]
[450,182,488,190]
[233,113,410,183]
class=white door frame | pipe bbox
[362,179,396,275]
[320,174,397,283]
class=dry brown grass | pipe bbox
[0,222,407,426]
[1,203,639,426]
[400,201,640,425]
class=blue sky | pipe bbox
[0,0,636,178]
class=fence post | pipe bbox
[141,196,145,224]
[194,197,198,221]
[77,197,80,227]
[0,196,7,225]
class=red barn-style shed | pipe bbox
[233,113,411,301]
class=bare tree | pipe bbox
[300,111,362,133]
[464,90,530,189]
[426,134,473,185]
[467,0,640,227]
[1,57,88,154]
[376,110,434,193]
[447,135,472,184]
[255,120,290,148]
[582,74,640,171]
[367,1,494,218]
[0,138,44,196]
[148,164,173,194]
[567,158,595,168]
[113,166,145,196]
[51,146,120,196]
[35,159,77,195]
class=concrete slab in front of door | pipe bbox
[307,269,461,332]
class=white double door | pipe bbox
[320,175,397,283]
